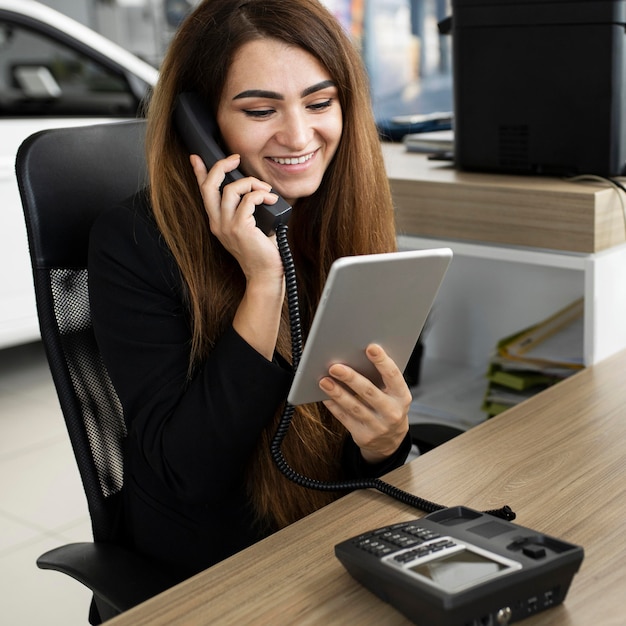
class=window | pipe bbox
[321,1,453,133]
[365,0,453,122]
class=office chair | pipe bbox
[409,422,464,454]
[16,120,178,623]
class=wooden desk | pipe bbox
[110,350,626,626]
[383,143,626,253]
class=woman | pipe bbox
[88,0,412,582]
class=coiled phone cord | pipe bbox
[271,224,515,521]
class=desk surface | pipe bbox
[110,350,626,626]
[383,143,626,253]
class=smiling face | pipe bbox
[216,38,343,206]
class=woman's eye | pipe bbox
[308,99,333,112]
[243,109,274,118]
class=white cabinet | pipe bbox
[383,144,626,428]
[400,235,626,369]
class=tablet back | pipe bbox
[287,248,453,405]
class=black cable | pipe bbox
[608,176,626,194]
[273,223,515,522]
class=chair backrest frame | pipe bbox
[16,120,148,542]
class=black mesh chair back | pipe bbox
[15,121,177,623]
[17,120,147,543]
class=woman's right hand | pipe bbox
[190,153,284,283]
[190,153,286,361]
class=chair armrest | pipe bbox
[37,542,179,614]
[409,422,464,453]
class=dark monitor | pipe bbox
[451,0,626,177]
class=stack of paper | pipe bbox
[403,129,454,155]
[482,299,584,417]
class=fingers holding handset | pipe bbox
[190,154,277,233]
[189,153,283,278]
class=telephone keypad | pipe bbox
[354,523,446,559]
[393,539,458,564]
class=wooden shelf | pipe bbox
[383,142,626,253]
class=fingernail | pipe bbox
[368,344,381,356]
[319,377,334,391]
[329,364,347,377]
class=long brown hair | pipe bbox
[145,0,397,530]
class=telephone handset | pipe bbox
[174,91,292,235]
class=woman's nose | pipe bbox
[275,111,311,150]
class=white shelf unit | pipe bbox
[398,235,626,429]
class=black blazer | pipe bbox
[88,192,410,581]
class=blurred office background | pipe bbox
[43,0,453,122]
[0,1,450,623]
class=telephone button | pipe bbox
[523,545,547,559]
[403,525,441,542]
[356,538,393,557]
[380,531,421,548]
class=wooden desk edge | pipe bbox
[108,353,626,625]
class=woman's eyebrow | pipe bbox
[232,80,336,101]
[301,80,336,97]
[233,89,283,101]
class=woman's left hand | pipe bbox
[318,344,411,464]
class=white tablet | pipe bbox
[287,248,453,405]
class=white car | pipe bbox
[0,0,158,349]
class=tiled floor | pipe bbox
[0,341,94,624]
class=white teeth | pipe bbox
[271,152,314,165]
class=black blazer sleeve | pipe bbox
[88,196,293,503]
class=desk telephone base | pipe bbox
[335,506,583,626]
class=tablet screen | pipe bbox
[287,248,452,405]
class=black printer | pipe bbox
[451,0,626,177]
